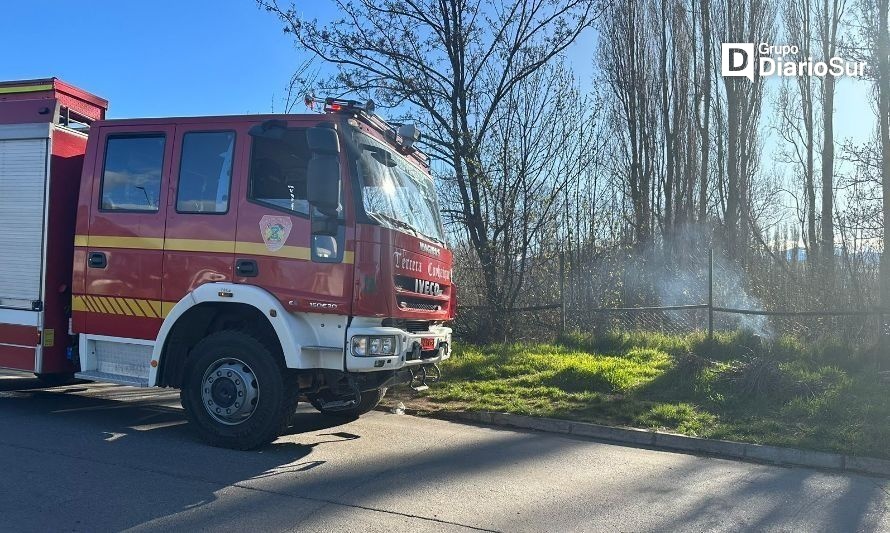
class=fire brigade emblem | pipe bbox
[259,215,292,252]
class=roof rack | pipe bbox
[322,97,429,166]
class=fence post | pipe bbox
[559,250,566,335]
[708,248,714,339]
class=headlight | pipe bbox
[351,335,397,356]
[381,336,394,354]
[351,336,367,356]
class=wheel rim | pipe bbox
[201,358,260,425]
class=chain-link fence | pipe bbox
[454,246,887,350]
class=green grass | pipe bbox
[388,331,890,459]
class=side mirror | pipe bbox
[306,127,341,234]
[311,213,339,237]
[307,127,340,154]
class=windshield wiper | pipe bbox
[371,212,446,246]
[423,232,446,246]
[369,212,446,246]
[369,212,419,238]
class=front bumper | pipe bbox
[345,322,452,372]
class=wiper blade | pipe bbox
[373,213,445,246]
[370,212,418,237]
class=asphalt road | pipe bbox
[0,369,888,532]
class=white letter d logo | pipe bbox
[721,43,754,82]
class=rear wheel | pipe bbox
[180,330,297,450]
[309,387,386,419]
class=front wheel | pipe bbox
[309,387,386,419]
[180,330,297,450]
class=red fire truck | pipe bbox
[0,78,454,449]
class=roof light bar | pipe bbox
[323,97,372,114]
[318,96,428,165]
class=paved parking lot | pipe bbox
[0,369,889,532]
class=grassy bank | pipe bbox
[386,331,890,459]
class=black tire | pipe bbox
[309,387,386,419]
[180,330,298,450]
[35,372,76,387]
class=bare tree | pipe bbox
[778,0,819,257]
[849,0,890,308]
[697,0,715,223]
[877,0,890,310]
[716,0,777,258]
[818,0,847,263]
[260,0,599,338]
[599,0,658,245]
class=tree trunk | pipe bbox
[819,0,836,264]
[879,0,890,311]
[698,0,713,222]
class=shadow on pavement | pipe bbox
[0,371,369,530]
[1,370,888,532]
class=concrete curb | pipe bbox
[384,407,890,478]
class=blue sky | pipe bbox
[1,1,305,117]
[0,2,870,150]
[1,1,597,118]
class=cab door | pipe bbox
[233,122,353,315]
[162,124,243,306]
[83,125,173,340]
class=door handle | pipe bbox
[88,252,107,269]
[235,259,258,277]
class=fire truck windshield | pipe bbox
[353,130,445,243]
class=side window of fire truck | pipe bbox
[100,134,166,212]
[176,131,236,214]
[248,128,310,216]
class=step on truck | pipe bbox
[0,78,454,449]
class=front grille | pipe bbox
[381,319,433,332]
[405,320,431,333]
[394,275,447,296]
[394,276,415,292]
[398,298,443,312]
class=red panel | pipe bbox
[161,122,246,304]
[0,99,57,125]
[232,117,356,317]
[0,324,39,346]
[82,124,174,341]
[40,127,87,373]
[0,345,36,372]
[354,224,453,321]
[0,78,107,122]
[81,313,162,341]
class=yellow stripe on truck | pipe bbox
[137,299,158,318]
[124,299,145,317]
[163,238,236,254]
[73,235,356,264]
[234,241,312,261]
[0,83,54,94]
[86,236,165,250]
[71,296,88,312]
[71,296,169,318]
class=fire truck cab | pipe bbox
[0,79,453,449]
